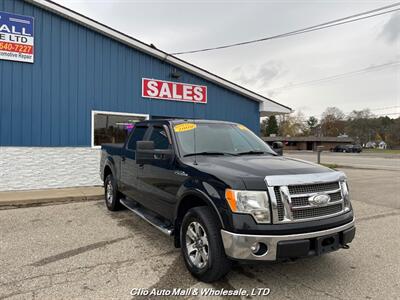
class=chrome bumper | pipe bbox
[221,219,355,261]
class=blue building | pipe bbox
[0,0,291,191]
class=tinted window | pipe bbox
[127,126,147,150]
[93,113,147,146]
[149,127,170,149]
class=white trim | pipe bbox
[91,110,150,148]
[25,0,291,114]
[141,78,207,104]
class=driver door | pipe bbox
[137,124,180,219]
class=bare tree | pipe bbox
[321,107,346,137]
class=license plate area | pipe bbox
[316,233,340,255]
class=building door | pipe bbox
[307,142,313,151]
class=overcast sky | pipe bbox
[54,0,400,119]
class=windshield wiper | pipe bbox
[183,152,236,157]
[237,150,271,156]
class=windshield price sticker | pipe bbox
[237,124,249,131]
[174,123,197,133]
[0,11,34,63]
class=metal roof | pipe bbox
[25,0,292,114]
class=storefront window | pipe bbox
[93,111,148,147]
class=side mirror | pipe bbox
[136,141,173,165]
[137,140,154,151]
[272,141,283,156]
[272,141,283,149]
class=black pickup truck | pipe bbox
[100,119,355,282]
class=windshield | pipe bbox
[173,122,275,157]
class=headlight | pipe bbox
[225,189,271,223]
[340,181,351,211]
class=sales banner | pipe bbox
[142,78,207,104]
[0,11,34,63]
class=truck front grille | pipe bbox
[272,181,345,223]
[292,204,343,220]
[288,182,339,195]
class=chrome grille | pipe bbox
[269,176,346,223]
[274,187,285,221]
[292,204,342,220]
[288,182,339,195]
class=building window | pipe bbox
[92,111,149,147]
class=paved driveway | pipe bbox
[0,168,399,299]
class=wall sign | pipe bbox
[0,11,34,63]
[142,78,207,104]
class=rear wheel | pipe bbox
[104,174,122,211]
[181,206,232,282]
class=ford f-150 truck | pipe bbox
[100,119,355,282]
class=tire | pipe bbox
[104,174,122,211]
[180,206,232,282]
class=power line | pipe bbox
[171,3,400,55]
[268,61,400,91]
[369,105,400,111]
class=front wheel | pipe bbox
[104,174,122,211]
[180,206,232,282]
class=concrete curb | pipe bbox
[0,186,103,209]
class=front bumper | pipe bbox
[221,219,355,261]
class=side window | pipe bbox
[127,126,147,150]
[149,126,170,150]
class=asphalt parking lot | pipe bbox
[1,167,399,299]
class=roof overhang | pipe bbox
[25,0,292,115]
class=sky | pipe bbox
[54,0,400,119]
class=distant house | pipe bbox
[378,141,387,149]
[262,136,354,151]
[365,141,376,149]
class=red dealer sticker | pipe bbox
[142,78,207,104]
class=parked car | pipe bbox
[332,144,362,153]
[100,119,355,282]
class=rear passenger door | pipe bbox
[120,125,149,199]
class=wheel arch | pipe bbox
[174,189,225,248]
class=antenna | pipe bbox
[192,101,198,165]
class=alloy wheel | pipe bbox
[185,221,209,269]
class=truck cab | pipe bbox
[100,119,355,282]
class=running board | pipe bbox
[120,199,174,236]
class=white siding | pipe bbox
[0,147,102,191]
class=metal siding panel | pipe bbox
[68,23,78,145]
[50,14,60,145]
[59,18,70,145]
[31,6,43,145]
[0,0,261,146]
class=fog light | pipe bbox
[250,242,268,256]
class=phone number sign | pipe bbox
[0,11,34,63]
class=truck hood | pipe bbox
[183,154,334,190]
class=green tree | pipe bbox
[266,115,279,136]
[306,116,319,136]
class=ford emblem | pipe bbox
[308,193,331,207]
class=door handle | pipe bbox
[139,164,144,169]
[121,156,126,162]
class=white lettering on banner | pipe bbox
[142,78,207,104]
